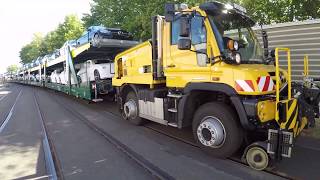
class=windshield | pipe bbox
[208,13,263,63]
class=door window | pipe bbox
[191,15,207,66]
[170,14,208,66]
[191,16,206,45]
[171,15,206,45]
[171,18,181,45]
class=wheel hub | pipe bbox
[124,99,137,119]
[197,116,226,148]
[201,128,212,141]
[246,146,269,171]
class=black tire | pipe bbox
[125,91,144,125]
[94,70,101,81]
[192,102,244,158]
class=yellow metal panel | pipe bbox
[30,66,40,72]
[71,43,90,58]
[294,117,308,137]
[257,100,276,123]
[278,99,298,130]
[112,41,164,87]
[163,7,222,89]
[46,56,65,67]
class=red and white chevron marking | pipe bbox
[257,76,274,92]
[235,80,255,92]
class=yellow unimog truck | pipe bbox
[112,2,315,170]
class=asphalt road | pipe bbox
[1,83,319,179]
[0,83,47,180]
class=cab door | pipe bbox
[165,14,211,88]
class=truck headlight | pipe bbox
[225,52,241,65]
[227,39,239,51]
[235,53,241,64]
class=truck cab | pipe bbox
[112,2,315,170]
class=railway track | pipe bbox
[89,101,297,180]
[39,86,297,179]
[0,86,23,133]
[142,123,295,180]
[45,89,174,180]
[99,111,294,179]
[34,89,64,180]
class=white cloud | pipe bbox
[0,0,92,73]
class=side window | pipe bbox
[171,18,181,45]
[171,15,206,45]
[191,16,206,45]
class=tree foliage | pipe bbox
[83,0,320,41]
[19,15,84,64]
[19,33,44,64]
[6,64,19,75]
[243,0,320,24]
[19,0,320,65]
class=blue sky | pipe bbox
[0,0,92,73]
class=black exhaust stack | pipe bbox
[151,16,158,80]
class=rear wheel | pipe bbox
[123,91,144,125]
[192,102,244,158]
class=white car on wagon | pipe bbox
[77,59,114,83]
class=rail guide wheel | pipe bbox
[245,145,269,171]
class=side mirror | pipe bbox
[180,15,190,37]
[178,15,191,50]
[178,38,191,50]
[165,3,175,22]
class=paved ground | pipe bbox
[1,83,320,179]
[0,83,47,179]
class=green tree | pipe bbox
[83,0,173,40]
[242,0,320,24]
[19,33,44,64]
[6,64,19,75]
[19,14,84,64]
[53,14,84,48]
[83,0,320,41]
[82,0,240,41]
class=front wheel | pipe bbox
[192,102,244,158]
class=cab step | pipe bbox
[168,108,177,113]
[168,122,178,127]
[92,98,103,102]
[167,93,182,98]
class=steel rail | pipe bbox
[48,91,174,180]
[33,89,64,180]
